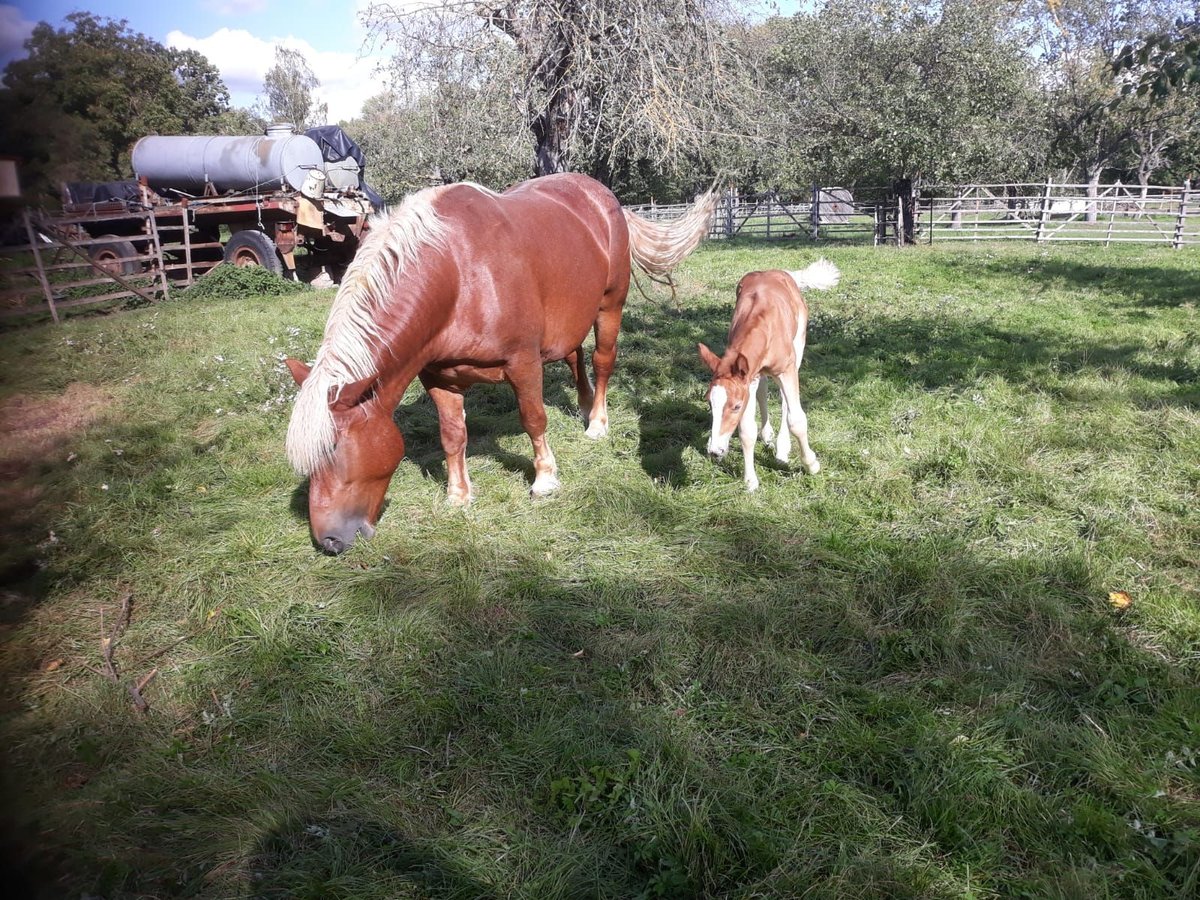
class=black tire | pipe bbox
[223,230,283,275]
[89,236,140,277]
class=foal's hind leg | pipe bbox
[777,369,820,474]
[756,377,775,448]
[585,303,625,439]
[422,379,473,505]
[562,346,595,424]
[507,356,560,496]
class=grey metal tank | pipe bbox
[132,126,325,196]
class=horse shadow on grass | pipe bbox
[141,496,1200,898]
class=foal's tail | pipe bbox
[623,188,719,276]
[787,258,841,293]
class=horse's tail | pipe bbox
[623,187,719,276]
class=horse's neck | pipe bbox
[368,281,456,409]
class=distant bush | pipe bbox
[181,264,310,301]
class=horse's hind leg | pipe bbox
[507,356,560,496]
[585,301,625,439]
[422,378,473,505]
[756,377,775,448]
[562,345,595,424]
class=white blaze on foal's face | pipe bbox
[706,379,748,456]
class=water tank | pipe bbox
[132,132,325,196]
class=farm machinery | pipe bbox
[55,124,383,286]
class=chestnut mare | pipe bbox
[286,173,716,554]
[699,260,840,492]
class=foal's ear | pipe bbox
[328,374,377,411]
[698,342,721,373]
[285,358,311,385]
[731,352,751,379]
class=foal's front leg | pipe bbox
[740,377,761,492]
[507,357,560,497]
[422,379,473,505]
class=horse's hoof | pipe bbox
[585,421,608,440]
[446,490,473,507]
[803,457,821,475]
[530,474,561,497]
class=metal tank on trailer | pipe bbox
[131,124,325,197]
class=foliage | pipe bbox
[0,13,232,203]
[258,46,327,131]
[0,240,1198,897]
[345,83,530,200]
[764,0,1049,187]
[1115,16,1200,100]
[181,263,310,302]
[362,1,764,179]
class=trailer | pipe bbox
[57,124,381,286]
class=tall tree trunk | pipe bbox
[531,86,574,176]
[1086,167,1102,224]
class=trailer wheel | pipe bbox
[223,230,284,275]
[89,237,140,277]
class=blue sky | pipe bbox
[1,2,804,121]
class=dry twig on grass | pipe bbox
[90,588,156,715]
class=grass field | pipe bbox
[1,240,1198,898]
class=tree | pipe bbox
[344,86,529,201]
[1030,0,1197,211]
[1114,16,1200,100]
[764,0,1048,187]
[362,1,764,181]
[0,12,232,202]
[259,46,327,130]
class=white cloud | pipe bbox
[167,27,386,123]
[203,0,269,15]
[0,4,37,67]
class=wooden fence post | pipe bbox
[144,211,170,299]
[1174,182,1190,250]
[22,209,59,325]
[724,186,735,239]
[810,184,820,240]
[1035,178,1053,243]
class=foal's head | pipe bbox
[698,343,753,458]
[286,359,405,555]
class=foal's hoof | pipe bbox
[802,456,821,475]
[446,490,473,507]
[585,420,608,440]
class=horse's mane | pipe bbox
[286,185,465,475]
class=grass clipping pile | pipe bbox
[183,263,311,301]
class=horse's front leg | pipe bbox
[422,378,473,505]
[507,357,559,496]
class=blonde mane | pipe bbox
[286,186,459,475]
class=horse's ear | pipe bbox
[698,343,721,373]
[731,352,751,379]
[328,375,376,411]
[285,358,311,386]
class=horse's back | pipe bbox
[427,175,631,364]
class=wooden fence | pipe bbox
[631,181,1198,249]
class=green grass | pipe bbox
[1,240,1198,898]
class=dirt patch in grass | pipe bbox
[0,382,114,478]
[0,382,114,590]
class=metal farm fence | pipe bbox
[924,181,1199,248]
[630,181,1198,249]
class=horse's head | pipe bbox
[286,359,405,555]
[698,343,752,458]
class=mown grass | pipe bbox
[0,240,1198,899]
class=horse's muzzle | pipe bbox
[317,519,376,556]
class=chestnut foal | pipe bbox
[698,259,840,491]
